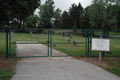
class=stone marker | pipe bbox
[3,35,5,39]
[41,31,43,36]
[73,40,77,47]
[68,39,70,43]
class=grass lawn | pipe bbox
[104,62,120,76]
[0,70,14,80]
[0,33,6,56]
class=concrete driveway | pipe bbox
[11,43,120,80]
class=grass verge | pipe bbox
[0,70,14,80]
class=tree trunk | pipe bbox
[23,21,25,28]
[116,24,117,33]
[19,18,22,28]
[106,31,109,38]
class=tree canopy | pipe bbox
[0,0,40,28]
[1,0,120,31]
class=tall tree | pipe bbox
[61,11,70,29]
[80,6,91,29]
[53,8,62,29]
[41,0,55,28]
[88,0,120,30]
[69,3,83,29]
[88,0,106,29]
[0,0,40,28]
[25,15,39,28]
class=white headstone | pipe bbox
[3,35,5,39]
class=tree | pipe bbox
[61,11,70,29]
[53,8,62,29]
[25,15,39,28]
[88,0,106,29]
[117,6,120,31]
[0,0,40,28]
[88,0,120,30]
[69,3,83,29]
[80,6,91,29]
[40,0,55,28]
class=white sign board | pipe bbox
[91,38,110,51]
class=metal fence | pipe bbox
[1,27,120,59]
[90,30,120,57]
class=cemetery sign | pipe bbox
[91,38,110,51]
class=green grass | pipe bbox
[0,70,14,80]
[105,67,120,76]
[0,33,6,56]
[104,62,120,76]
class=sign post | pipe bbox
[91,38,110,62]
[62,32,70,51]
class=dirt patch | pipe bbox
[0,55,21,70]
[73,57,120,68]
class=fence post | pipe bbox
[101,29,106,58]
[85,29,87,56]
[87,29,89,57]
[47,28,50,57]
[6,27,9,59]
[9,28,12,58]
[90,29,92,56]
[50,28,52,57]
[103,29,106,58]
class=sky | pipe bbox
[34,0,93,15]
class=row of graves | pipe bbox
[30,31,44,39]
[3,30,15,39]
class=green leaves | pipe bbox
[0,0,40,28]
[87,0,120,30]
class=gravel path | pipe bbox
[11,42,120,80]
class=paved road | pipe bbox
[11,42,120,80]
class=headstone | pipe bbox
[41,31,43,36]
[65,37,67,41]
[73,40,77,47]
[33,36,36,39]
[68,39,70,43]
[3,35,5,39]
[13,30,15,33]
[30,31,32,34]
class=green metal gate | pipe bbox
[9,28,50,58]
[50,29,88,57]
[5,28,89,58]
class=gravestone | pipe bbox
[30,31,32,34]
[41,31,43,36]
[73,40,77,47]
[68,39,70,43]
[13,30,15,33]
[3,35,5,39]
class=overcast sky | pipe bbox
[35,0,93,15]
